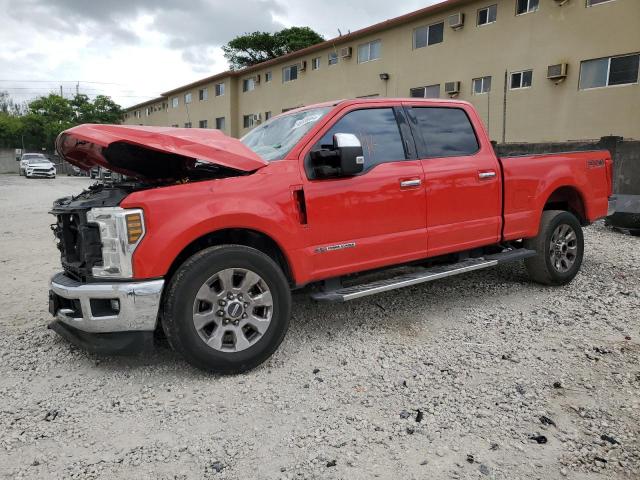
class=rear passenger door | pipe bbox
[405,104,502,256]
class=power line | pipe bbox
[0,79,132,85]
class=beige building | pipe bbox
[124,0,640,143]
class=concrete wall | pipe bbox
[124,0,640,143]
[0,149,18,174]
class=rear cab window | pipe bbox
[408,107,480,158]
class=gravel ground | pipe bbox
[0,174,638,480]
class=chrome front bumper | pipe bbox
[49,273,164,333]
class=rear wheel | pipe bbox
[162,245,291,374]
[524,210,584,286]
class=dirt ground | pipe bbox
[0,174,638,480]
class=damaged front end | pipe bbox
[48,124,269,352]
[51,124,269,281]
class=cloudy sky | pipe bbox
[0,0,439,108]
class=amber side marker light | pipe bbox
[126,213,143,244]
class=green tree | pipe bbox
[0,92,125,151]
[223,27,325,69]
[0,112,23,148]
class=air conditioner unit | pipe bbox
[340,47,352,59]
[448,12,465,29]
[253,74,261,84]
[298,60,307,72]
[547,63,568,80]
[253,113,262,122]
[445,81,461,95]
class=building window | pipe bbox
[215,83,225,96]
[184,92,192,104]
[477,5,497,25]
[243,115,255,129]
[243,78,256,92]
[265,71,272,82]
[134,110,140,118]
[358,40,382,63]
[312,57,321,70]
[410,84,441,98]
[145,107,151,116]
[184,122,192,128]
[516,0,539,15]
[215,117,225,130]
[265,111,272,121]
[472,76,492,94]
[586,0,615,5]
[283,65,298,83]
[199,120,208,128]
[328,52,338,66]
[413,22,444,49]
[510,70,533,89]
[579,53,639,89]
[199,88,208,101]
[171,97,179,108]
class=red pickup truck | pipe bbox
[49,98,614,373]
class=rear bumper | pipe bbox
[608,196,617,217]
[49,272,164,334]
[606,194,640,231]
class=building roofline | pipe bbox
[129,0,470,109]
[125,96,166,111]
[161,71,233,97]
[235,0,470,75]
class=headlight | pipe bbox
[87,207,146,278]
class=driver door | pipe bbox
[299,105,427,281]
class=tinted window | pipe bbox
[411,108,479,158]
[315,108,406,168]
[609,54,640,86]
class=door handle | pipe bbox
[400,179,421,188]
[478,171,497,180]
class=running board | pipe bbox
[311,249,536,303]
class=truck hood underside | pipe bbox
[56,124,268,180]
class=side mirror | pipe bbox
[333,133,364,176]
[309,133,364,178]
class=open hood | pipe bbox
[56,124,268,180]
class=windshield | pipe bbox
[28,158,50,165]
[241,107,332,161]
[23,154,44,160]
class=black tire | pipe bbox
[161,245,292,374]
[524,210,584,286]
[630,230,640,237]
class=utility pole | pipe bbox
[60,85,63,98]
[76,82,79,96]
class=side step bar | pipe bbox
[311,248,536,303]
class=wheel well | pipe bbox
[544,186,587,225]
[165,229,294,287]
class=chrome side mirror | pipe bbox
[333,133,364,176]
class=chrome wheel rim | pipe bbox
[549,224,578,273]
[192,268,273,352]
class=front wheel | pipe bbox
[524,210,584,286]
[161,245,292,374]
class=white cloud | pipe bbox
[0,0,440,107]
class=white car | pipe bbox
[19,153,49,175]
[25,157,56,179]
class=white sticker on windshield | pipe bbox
[292,114,321,130]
